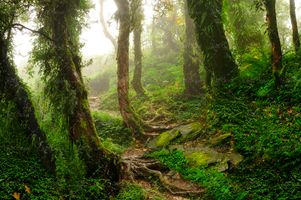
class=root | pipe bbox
[121,155,205,196]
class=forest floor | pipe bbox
[121,145,204,200]
[89,96,205,199]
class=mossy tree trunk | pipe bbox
[183,0,202,95]
[264,0,283,87]
[115,0,142,137]
[187,0,239,87]
[0,35,55,173]
[46,2,119,181]
[289,0,300,52]
[131,0,145,96]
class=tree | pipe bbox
[0,1,55,173]
[264,0,283,87]
[289,0,300,52]
[99,0,117,50]
[226,0,266,55]
[131,0,145,96]
[33,0,119,181]
[183,0,202,95]
[115,0,143,137]
[188,0,239,88]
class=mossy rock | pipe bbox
[209,133,232,146]
[185,150,223,167]
[176,122,203,143]
[147,122,204,148]
[148,129,181,148]
[183,147,243,171]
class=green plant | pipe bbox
[115,184,146,200]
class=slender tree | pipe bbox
[99,0,117,50]
[131,0,145,96]
[33,0,119,181]
[115,0,142,137]
[188,0,239,87]
[289,0,300,52]
[0,1,55,173]
[183,0,202,95]
[264,0,283,87]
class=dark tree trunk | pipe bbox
[265,0,283,87]
[51,3,119,181]
[99,0,117,50]
[289,0,300,52]
[0,37,55,173]
[183,0,202,95]
[188,0,239,87]
[131,0,145,96]
[115,0,142,137]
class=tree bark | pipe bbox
[289,0,300,52]
[188,0,239,87]
[0,37,55,173]
[183,0,202,95]
[51,2,119,181]
[265,0,283,87]
[131,0,145,96]
[99,0,117,50]
[115,0,142,137]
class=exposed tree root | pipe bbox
[121,155,205,196]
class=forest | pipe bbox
[1,0,301,199]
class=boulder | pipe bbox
[183,147,243,172]
[147,122,203,148]
[209,133,232,146]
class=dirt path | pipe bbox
[121,145,204,200]
[89,96,204,199]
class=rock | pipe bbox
[209,133,232,146]
[176,122,203,143]
[184,148,243,172]
[147,129,181,148]
[147,122,204,148]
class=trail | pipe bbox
[89,96,205,199]
[121,145,204,200]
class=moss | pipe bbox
[156,129,181,147]
[80,118,87,129]
[209,133,232,146]
[186,152,211,166]
[82,99,90,110]
[177,122,203,142]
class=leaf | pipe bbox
[12,192,21,200]
[25,184,31,194]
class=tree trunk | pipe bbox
[99,0,117,50]
[115,0,142,137]
[188,0,239,86]
[183,0,202,95]
[289,0,300,52]
[265,0,283,87]
[131,0,145,96]
[0,37,55,173]
[51,2,119,181]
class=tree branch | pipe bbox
[11,23,54,42]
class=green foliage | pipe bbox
[115,184,146,200]
[148,149,242,200]
[0,99,110,199]
[93,112,133,150]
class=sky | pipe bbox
[12,0,301,67]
